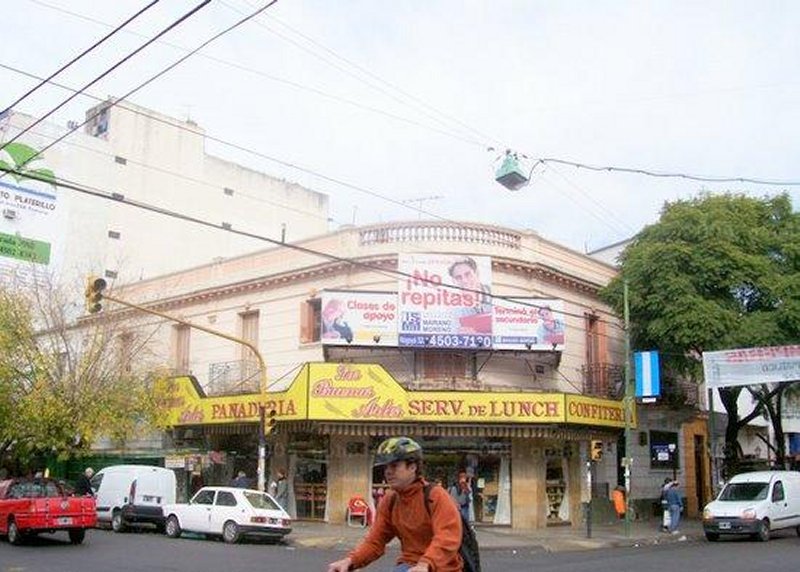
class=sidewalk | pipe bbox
[289,518,705,553]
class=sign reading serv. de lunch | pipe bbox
[397,253,493,349]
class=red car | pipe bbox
[0,478,97,545]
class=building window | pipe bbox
[649,430,679,470]
[108,230,121,239]
[104,269,118,279]
[172,324,191,374]
[114,155,127,165]
[224,187,234,196]
[239,310,260,361]
[420,351,467,380]
[300,298,321,343]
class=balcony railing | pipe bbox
[582,362,624,399]
[359,222,521,250]
[207,359,260,395]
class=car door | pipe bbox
[209,490,241,534]
[768,479,791,530]
[183,489,216,533]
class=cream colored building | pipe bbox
[113,220,630,530]
[1,101,329,286]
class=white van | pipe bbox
[702,470,800,541]
[91,465,176,532]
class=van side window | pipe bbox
[772,481,785,502]
[215,491,237,507]
[90,474,104,491]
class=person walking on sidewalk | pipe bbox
[664,480,683,534]
[326,437,463,572]
[449,471,472,522]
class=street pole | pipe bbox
[623,280,633,537]
[97,291,270,490]
[586,460,592,538]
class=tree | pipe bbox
[601,193,800,477]
[0,281,167,466]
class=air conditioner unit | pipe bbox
[2,209,16,220]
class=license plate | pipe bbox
[57,517,73,526]
[719,521,731,530]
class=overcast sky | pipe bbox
[3,0,799,254]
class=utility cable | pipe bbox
[0,0,279,184]
[1,0,210,159]
[2,0,162,116]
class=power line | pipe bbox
[1,0,211,159]
[2,0,162,116]
[0,163,625,338]
[0,0,279,184]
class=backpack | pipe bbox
[389,483,481,572]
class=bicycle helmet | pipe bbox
[374,437,423,466]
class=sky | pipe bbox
[3,0,799,254]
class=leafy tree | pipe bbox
[601,192,800,476]
[0,282,167,466]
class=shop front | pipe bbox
[160,363,627,529]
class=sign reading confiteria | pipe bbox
[160,363,628,429]
[703,345,800,389]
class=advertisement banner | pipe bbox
[321,291,398,346]
[492,297,566,350]
[703,345,800,389]
[397,253,493,349]
[161,364,628,429]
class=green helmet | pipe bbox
[374,437,423,466]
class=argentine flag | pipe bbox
[634,351,660,398]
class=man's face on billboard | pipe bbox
[450,262,480,290]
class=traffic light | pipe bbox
[264,408,277,436]
[590,440,604,461]
[84,276,107,314]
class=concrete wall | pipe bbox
[511,438,546,529]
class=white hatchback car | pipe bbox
[163,486,291,544]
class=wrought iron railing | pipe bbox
[207,359,260,395]
[581,362,624,399]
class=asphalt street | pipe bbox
[1,527,799,572]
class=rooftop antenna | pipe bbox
[401,195,443,219]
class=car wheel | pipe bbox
[111,510,127,533]
[756,519,770,542]
[704,532,719,542]
[7,520,23,546]
[222,520,240,544]
[69,528,86,544]
[165,515,182,538]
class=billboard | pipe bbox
[320,291,398,346]
[703,345,800,389]
[492,297,566,350]
[397,253,493,349]
[0,141,66,287]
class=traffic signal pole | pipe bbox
[623,280,633,537]
[87,282,271,491]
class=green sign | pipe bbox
[0,232,51,264]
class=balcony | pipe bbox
[582,363,624,399]
[359,221,521,250]
[207,359,260,395]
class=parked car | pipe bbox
[163,486,291,544]
[0,477,97,545]
[702,470,800,541]
[91,465,176,532]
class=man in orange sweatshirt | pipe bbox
[327,437,463,572]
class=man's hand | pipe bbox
[408,562,430,572]
[326,557,353,572]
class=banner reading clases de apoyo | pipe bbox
[320,291,398,346]
[397,253,493,349]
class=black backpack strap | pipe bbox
[422,483,433,516]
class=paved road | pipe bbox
[1,526,799,572]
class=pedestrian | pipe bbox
[660,478,672,532]
[269,468,289,509]
[230,470,249,488]
[448,471,472,522]
[611,486,626,519]
[665,480,683,534]
[74,467,95,496]
[326,436,463,572]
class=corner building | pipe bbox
[119,221,626,529]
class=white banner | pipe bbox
[492,297,565,350]
[321,291,398,346]
[703,345,800,389]
[397,253,493,349]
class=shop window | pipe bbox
[420,351,467,380]
[300,298,321,343]
[650,430,679,470]
[291,433,328,520]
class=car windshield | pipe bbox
[243,491,281,510]
[719,482,769,501]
